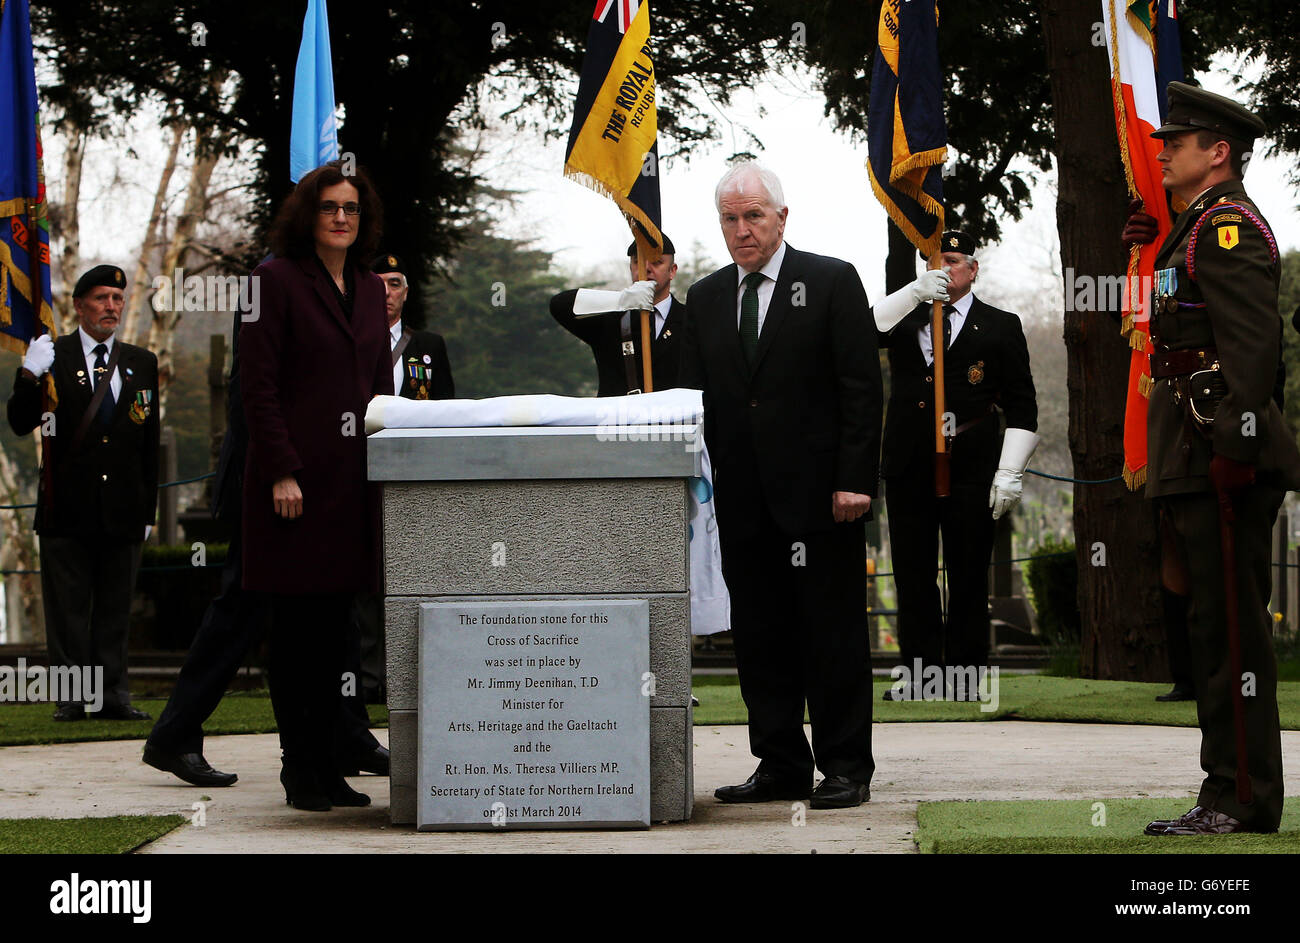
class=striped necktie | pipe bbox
[92,344,116,428]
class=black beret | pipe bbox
[1152,81,1266,143]
[626,234,675,259]
[938,230,977,256]
[73,264,126,298]
[371,253,404,276]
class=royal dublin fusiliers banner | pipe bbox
[418,599,650,830]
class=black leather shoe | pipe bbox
[809,775,870,809]
[142,743,238,787]
[91,704,152,721]
[281,766,332,812]
[339,745,390,777]
[52,704,85,722]
[1155,684,1195,702]
[714,771,811,803]
[324,775,372,808]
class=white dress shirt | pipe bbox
[80,329,122,401]
[918,291,973,366]
[389,320,404,395]
[735,241,788,335]
[620,295,671,340]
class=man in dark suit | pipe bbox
[7,264,159,721]
[550,235,685,394]
[1135,83,1300,836]
[373,253,454,402]
[874,231,1038,700]
[680,162,880,809]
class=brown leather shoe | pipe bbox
[1148,806,1249,835]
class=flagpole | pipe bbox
[633,228,654,393]
[929,254,949,497]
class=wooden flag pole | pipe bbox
[930,253,950,497]
[633,228,655,393]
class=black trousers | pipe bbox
[40,535,142,711]
[268,592,352,773]
[1160,485,1285,831]
[720,507,874,784]
[885,464,996,672]
[147,524,378,760]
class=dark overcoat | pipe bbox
[240,256,392,594]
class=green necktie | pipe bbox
[740,271,765,364]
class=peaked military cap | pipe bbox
[1152,81,1266,143]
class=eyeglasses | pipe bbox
[319,201,361,216]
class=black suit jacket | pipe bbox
[679,244,881,538]
[8,330,161,540]
[879,295,1036,482]
[550,290,684,395]
[395,328,455,400]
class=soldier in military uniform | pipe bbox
[873,232,1039,699]
[550,235,685,395]
[7,265,159,721]
[1135,83,1300,835]
[372,253,455,402]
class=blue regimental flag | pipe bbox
[1153,0,1184,121]
[289,0,339,183]
[0,0,55,355]
[867,0,946,257]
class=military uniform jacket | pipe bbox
[1146,180,1300,498]
[550,289,684,395]
[396,329,455,400]
[878,296,1037,482]
[6,331,160,540]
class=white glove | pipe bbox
[144,525,153,542]
[571,280,656,317]
[989,427,1040,520]
[22,333,55,378]
[870,270,952,333]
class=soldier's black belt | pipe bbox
[1150,346,1218,379]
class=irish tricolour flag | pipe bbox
[1102,0,1183,489]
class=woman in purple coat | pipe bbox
[241,161,393,810]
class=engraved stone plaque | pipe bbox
[417,599,650,829]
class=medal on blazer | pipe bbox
[129,390,153,424]
[1155,267,1179,315]
[967,360,985,385]
[407,360,431,398]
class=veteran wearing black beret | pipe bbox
[549,234,685,395]
[372,253,455,403]
[873,230,1038,701]
[1132,82,1300,836]
[7,264,160,721]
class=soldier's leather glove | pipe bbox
[871,269,952,333]
[989,428,1040,520]
[1121,198,1159,248]
[1209,454,1255,494]
[21,333,55,378]
[571,280,656,317]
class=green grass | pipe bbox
[0,692,388,747]
[691,675,1300,729]
[3,676,1296,743]
[0,815,187,854]
[915,798,1300,853]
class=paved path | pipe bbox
[2,723,1297,853]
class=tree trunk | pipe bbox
[0,445,41,644]
[122,121,184,346]
[57,127,86,334]
[146,131,220,418]
[1041,0,1165,680]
